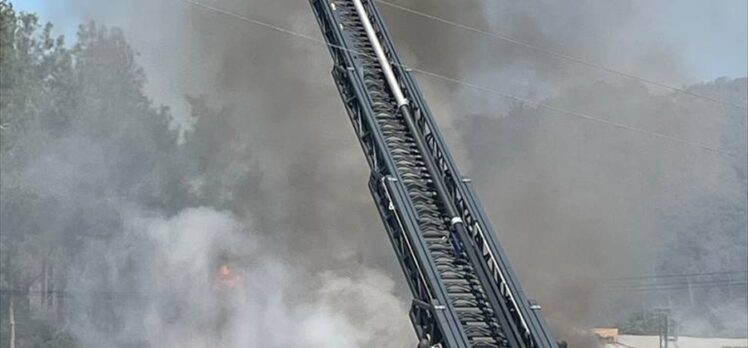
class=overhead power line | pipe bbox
[605,271,748,292]
[606,280,748,293]
[607,270,748,281]
[607,277,748,289]
[184,0,735,158]
[375,0,748,111]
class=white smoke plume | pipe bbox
[66,207,412,347]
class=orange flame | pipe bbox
[216,264,240,289]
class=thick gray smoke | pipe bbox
[380,0,747,342]
[14,0,746,347]
[65,207,410,347]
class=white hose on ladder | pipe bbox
[351,0,408,107]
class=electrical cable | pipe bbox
[184,0,736,158]
[375,0,748,110]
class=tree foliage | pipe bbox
[1,2,188,346]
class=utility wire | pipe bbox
[607,270,748,281]
[184,0,733,157]
[607,278,748,289]
[605,272,748,292]
[609,284,748,293]
[375,0,748,111]
[606,281,748,293]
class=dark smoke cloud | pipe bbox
[22,0,747,346]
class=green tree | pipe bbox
[1,3,189,345]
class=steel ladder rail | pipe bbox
[334,1,510,347]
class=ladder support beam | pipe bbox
[310,1,562,347]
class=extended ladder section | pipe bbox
[310,1,560,347]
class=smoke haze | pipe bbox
[65,207,411,347]
[3,0,746,347]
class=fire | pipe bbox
[216,264,240,289]
[218,264,232,278]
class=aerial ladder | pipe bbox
[310,1,562,347]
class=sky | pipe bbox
[637,1,748,81]
[12,0,748,83]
